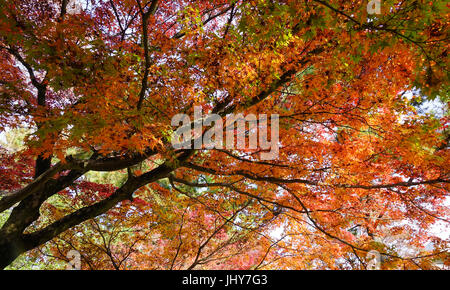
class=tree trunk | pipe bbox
[0,235,27,269]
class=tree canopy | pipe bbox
[0,0,449,269]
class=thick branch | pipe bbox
[21,150,193,251]
[0,150,156,214]
[0,162,67,213]
[183,162,449,190]
[136,0,159,110]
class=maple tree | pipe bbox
[0,0,449,269]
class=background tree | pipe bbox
[0,0,449,269]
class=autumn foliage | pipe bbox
[0,0,449,269]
